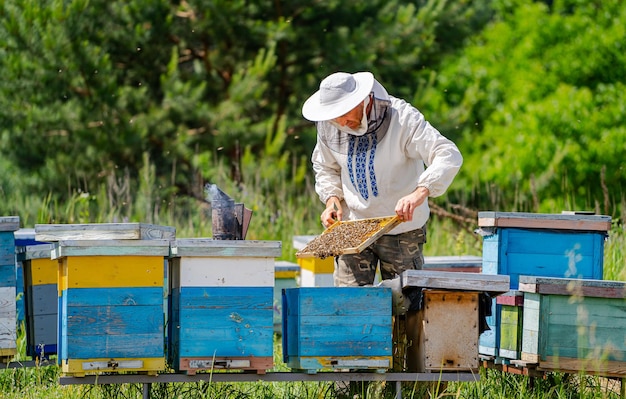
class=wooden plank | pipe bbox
[26,258,58,286]
[499,305,522,359]
[401,270,510,295]
[171,239,282,257]
[423,255,482,267]
[28,314,57,346]
[179,356,273,374]
[520,293,540,360]
[0,217,20,232]
[28,284,57,314]
[417,291,480,371]
[35,223,175,242]
[518,276,626,298]
[60,256,164,288]
[496,291,524,306]
[62,357,164,376]
[0,233,16,258]
[65,286,163,307]
[64,332,163,359]
[423,255,482,273]
[66,305,163,336]
[53,239,170,258]
[174,257,274,288]
[478,212,611,231]
[0,264,16,288]
[0,316,16,349]
[540,357,626,378]
[21,244,54,261]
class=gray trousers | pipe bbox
[333,227,426,287]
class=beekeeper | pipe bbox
[302,71,463,287]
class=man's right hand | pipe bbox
[321,197,343,228]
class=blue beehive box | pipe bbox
[282,287,393,373]
[477,212,611,357]
[0,217,20,361]
[168,239,281,375]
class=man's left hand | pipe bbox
[395,186,429,221]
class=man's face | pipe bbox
[332,101,365,130]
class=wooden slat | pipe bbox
[171,239,282,257]
[401,270,510,295]
[496,291,524,306]
[174,257,274,288]
[53,239,170,258]
[0,217,20,232]
[518,276,626,298]
[540,356,626,378]
[478,212,611,231]
[35,223,175,242]
[21,244,54,260]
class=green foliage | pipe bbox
[0,0,492,216]
[423,0,626,216]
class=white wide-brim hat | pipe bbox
[302,72,375,122]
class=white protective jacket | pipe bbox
[312,84,463,235]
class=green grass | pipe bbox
[1,170,624,398]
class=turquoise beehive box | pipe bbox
[519,276,626,377]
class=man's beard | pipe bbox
[329,95,370,136]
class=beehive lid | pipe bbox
[0,216,20,232]
[170,238,282,257]
[35,223,176,241]
[477,211,611,231]
[295,216,402,259]
[401,269,510,296]
[518,276,626,298]
[18,243,55,261]
[52,239,171,258]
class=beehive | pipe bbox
[54,239,171,376]
[478,212,609,289]
[496,291,524,360]
[519,276,626,377]
[168,239,281,374]
[401,270,510,372]
[0,217,20,361]
[478,212,610,357]
[282,287,393,373]
[17,243,58,359]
